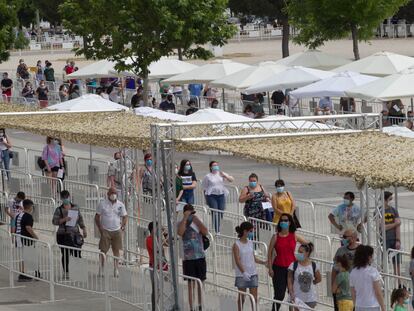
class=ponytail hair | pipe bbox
[235,221,253,238]
[299,242,314,256]
[391,288,406,307]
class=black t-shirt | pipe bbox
[1,78,12,88]
[271,90,285,105]
[159,100,175,112]
[36,86,49,100]
[180,172,197,189]
[20,213,34,238]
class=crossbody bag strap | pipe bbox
[59,206,67,233]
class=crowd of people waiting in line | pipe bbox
[0,139,411,310]
[93,150,411,311]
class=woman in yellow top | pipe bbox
[272,179,296,224]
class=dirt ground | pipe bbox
[1,37,414,74]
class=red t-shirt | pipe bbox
[146,235,154,267]
[273,232,296,267]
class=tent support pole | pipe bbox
[411,98,413,113]
[267,92,271,115]
[222,88,225,111]
[89,145,93,184]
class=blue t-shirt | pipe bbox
[188,84,203,97]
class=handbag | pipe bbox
[202,235,210,250]
[59,206,83,248]
[37,147,48,170]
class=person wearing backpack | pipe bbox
[232,221,267,311]
[287,242,321,310]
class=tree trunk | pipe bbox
[177,47,183,61]
[143,70,150,106]
[281,17,290,58]
[351,24,360,60]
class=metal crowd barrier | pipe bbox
[0,191,9,224]
[11,233,55,301]
[76,157,110,187]
[206,207,247,235]
[296,199,316,233]
[212,234,271,297]
[0,226,13,286]
[63,179,100,211]
[204,281,257,311]
[10,146,28,172]
[31,195,56,233]
[31,173,63,203]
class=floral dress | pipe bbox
[243,186,266,220]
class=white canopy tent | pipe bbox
[346,68,414,101]
[185,108,252,123]
[290,71,379,99]
[163,60,251,84]
[109,58,199,80]
[274,50,351,70]
[134,107,186,121]
[333,52,414,77]
[244,66,335,94]
[210,63,287,90]
[46,94,129,111]
[66,60,135,79]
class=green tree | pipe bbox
[36,0,63,26]
[228,0,290,57]
[60,0,234,103]
[16,0,37,28]
[0,0,18,63]
[287,0,409,60]
[395,0,414,23]
[171,0,236,60]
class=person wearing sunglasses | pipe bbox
[267,213,307,311]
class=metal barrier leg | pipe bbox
[48,244,55,302]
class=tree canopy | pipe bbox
[0,1,18,63]
[287,0,409,59]
[60,0,235,76]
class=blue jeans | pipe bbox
[1,149,10,179]
[205,194,225,233]
[181,190,194,204]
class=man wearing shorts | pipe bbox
[95,187,127,277]
[6,192,25,233]
[177,204,208,311]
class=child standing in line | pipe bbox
[391,287,409,311]
[332,255,353,311]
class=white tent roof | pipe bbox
[210,63,287,90]
[134,107,186,121]
[346,68,414,101]
[46,94,128,111]
[290,71,379,99]
[147,59,198,80]
[383,126,414,139]
[274,50,351,70]
[245,66,335,94]
[185,108,252,123]
[333,52,414,77]
[163,60,251,84]
[66,60,135,79]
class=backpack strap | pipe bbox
[292,261,317,282]
[312,261,316,275]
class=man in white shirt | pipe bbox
[95,187,127,276]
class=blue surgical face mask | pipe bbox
[280,221,289,230]
[343,199,351,206]
[295,253,305,261]
[404,298,410,305]
[146,159,153,166]
[276,186,284,193]
[247,231,254,240]
[342,238,349,247]
[184,165,191,171]
[62,198,71,205]
[249,181,257,188]
[211,165,220,172]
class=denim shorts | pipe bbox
[235,274,258,289]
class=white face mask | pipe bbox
[109,194,117,201]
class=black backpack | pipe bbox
[292,261,317,278]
